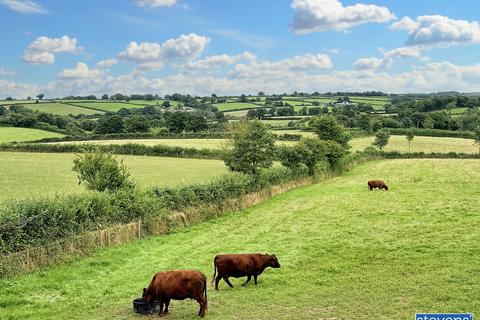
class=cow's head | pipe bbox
[269,254,280,268]
[384,185,389,191]
[142,288,154,302]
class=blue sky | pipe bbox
[1,0,480,98]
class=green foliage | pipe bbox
[223,121,276,174]
[95,115,124,134]
[308,115,351,147]
[405,129,415,152]
[72,149,134,192]
[372,129,390,150]
[124,115,150,133]
[474,127,480,154]
[423,114,435,129]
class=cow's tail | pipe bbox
[203,273,208,310]
[211,256,217,285]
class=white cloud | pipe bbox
[230,53,333,79]
[182,52,256,71]
[96,58,118,68]
[58,63,102,79]
[134,0,176,8]
[0,79,41,99]
[354,47,422,70]
[0,67,16,77]
[391,15,480,47]
[23,36,80,64]
[290,0,396,33]
[390,16,419,32]
[118,33,209,69]
[353,57,383,70]
[161,33,210,59]
[118,42,162,63]
[0,0,48,14]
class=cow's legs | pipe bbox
[215,275,221,290]
[164,299,170,314]
[253,274,258,285]
[224,277,234,288]
[158,300,164,316]
[242,275,252,287]
[195,294,207,318]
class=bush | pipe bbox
[223,121,276,174]
[72,149,135,192]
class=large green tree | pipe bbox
[223,121,276,174]
[309,115,351,147]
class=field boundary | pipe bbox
[0,175,328,277]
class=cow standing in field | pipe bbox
[142,270,207,317]
[212,253,280,290]
[368,180,388,191]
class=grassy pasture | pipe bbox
[0,159,478,319]
[214,103,263,112]
[72,102,146,112]
[0,152,228,201]
[350,135,478,154]
[0,127,64,143]
[25,103,103,115]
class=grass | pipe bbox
[350,135,478,153]
[0,159,478,319]
[25,103,103,115]
[214,102,262,112]
[0,127,64,143]
[72,102,147,112]
[272,130,317,138]
[0,152,228,201]
[53,139,294,149]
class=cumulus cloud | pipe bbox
[58,63,102,79]
[23,35,80,64]
[391,15,480,47]
[290,0,396,33]
[96,58,118,68]
[182,52,256,71]
[133,0,176,8]
[354,47,422,70]
[230,53,333,79]
[0,0,48,14]
[118,33,209,69]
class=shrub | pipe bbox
[372,129,390,150]
[72,149,135,192]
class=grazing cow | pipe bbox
[368,180,388,191]
[212,253,280,290]
[142,270,207,317]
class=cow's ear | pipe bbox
[272,254,277,259]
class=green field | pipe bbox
[0,127,64,143]
[0,152,228,201]
[214,102,263,112]
[272,130,317,138]
[350,135,477,153]
[53,139,294,150]
[25,103,103,115]
[1,159,478,319]
[72,102,147,112]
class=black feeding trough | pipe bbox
[132,298,160,315]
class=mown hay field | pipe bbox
[0,152,228,201]
[350,135,478,154]
[1,159,478,319]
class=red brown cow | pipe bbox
[142,270,207,317]
[212,253,280,290]
[368,180,388,191]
